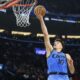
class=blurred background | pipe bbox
[0,0,80,80]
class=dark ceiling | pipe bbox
[1,0,80,14]
[43,0,80,14]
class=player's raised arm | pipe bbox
[34,5,53,57]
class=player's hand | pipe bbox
[68,59,73,66]
[34,8,43,20]
[34,6,46,21]
[66,54,74,66]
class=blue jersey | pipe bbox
[47,50,69,80]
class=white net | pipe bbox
[12,0,36,27]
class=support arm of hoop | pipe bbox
[0,0,21,9]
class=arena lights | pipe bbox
[37,33,56,38]
[62,35,66,39]
[12,31,31,36]
[11,31,80,39]
[0,29,5,32]
[12,31,56,38]
[67,35,80,39]
[0,30,76,39]
[44,17,80,24]
[37,34,80,39]
[51,18,77,23]
[44,17,50,21]
[51,18,63,22]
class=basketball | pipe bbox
[34,5,46,17]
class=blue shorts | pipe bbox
[48,75,69,80]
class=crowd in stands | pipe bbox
[0,33,80,80]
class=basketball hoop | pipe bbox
[12,0,36,27]
[0,0,9,7]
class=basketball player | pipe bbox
[35,6,75,80]
[0,0,21,9]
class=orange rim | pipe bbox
[13,0,37,7]
[13,3,32,7]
